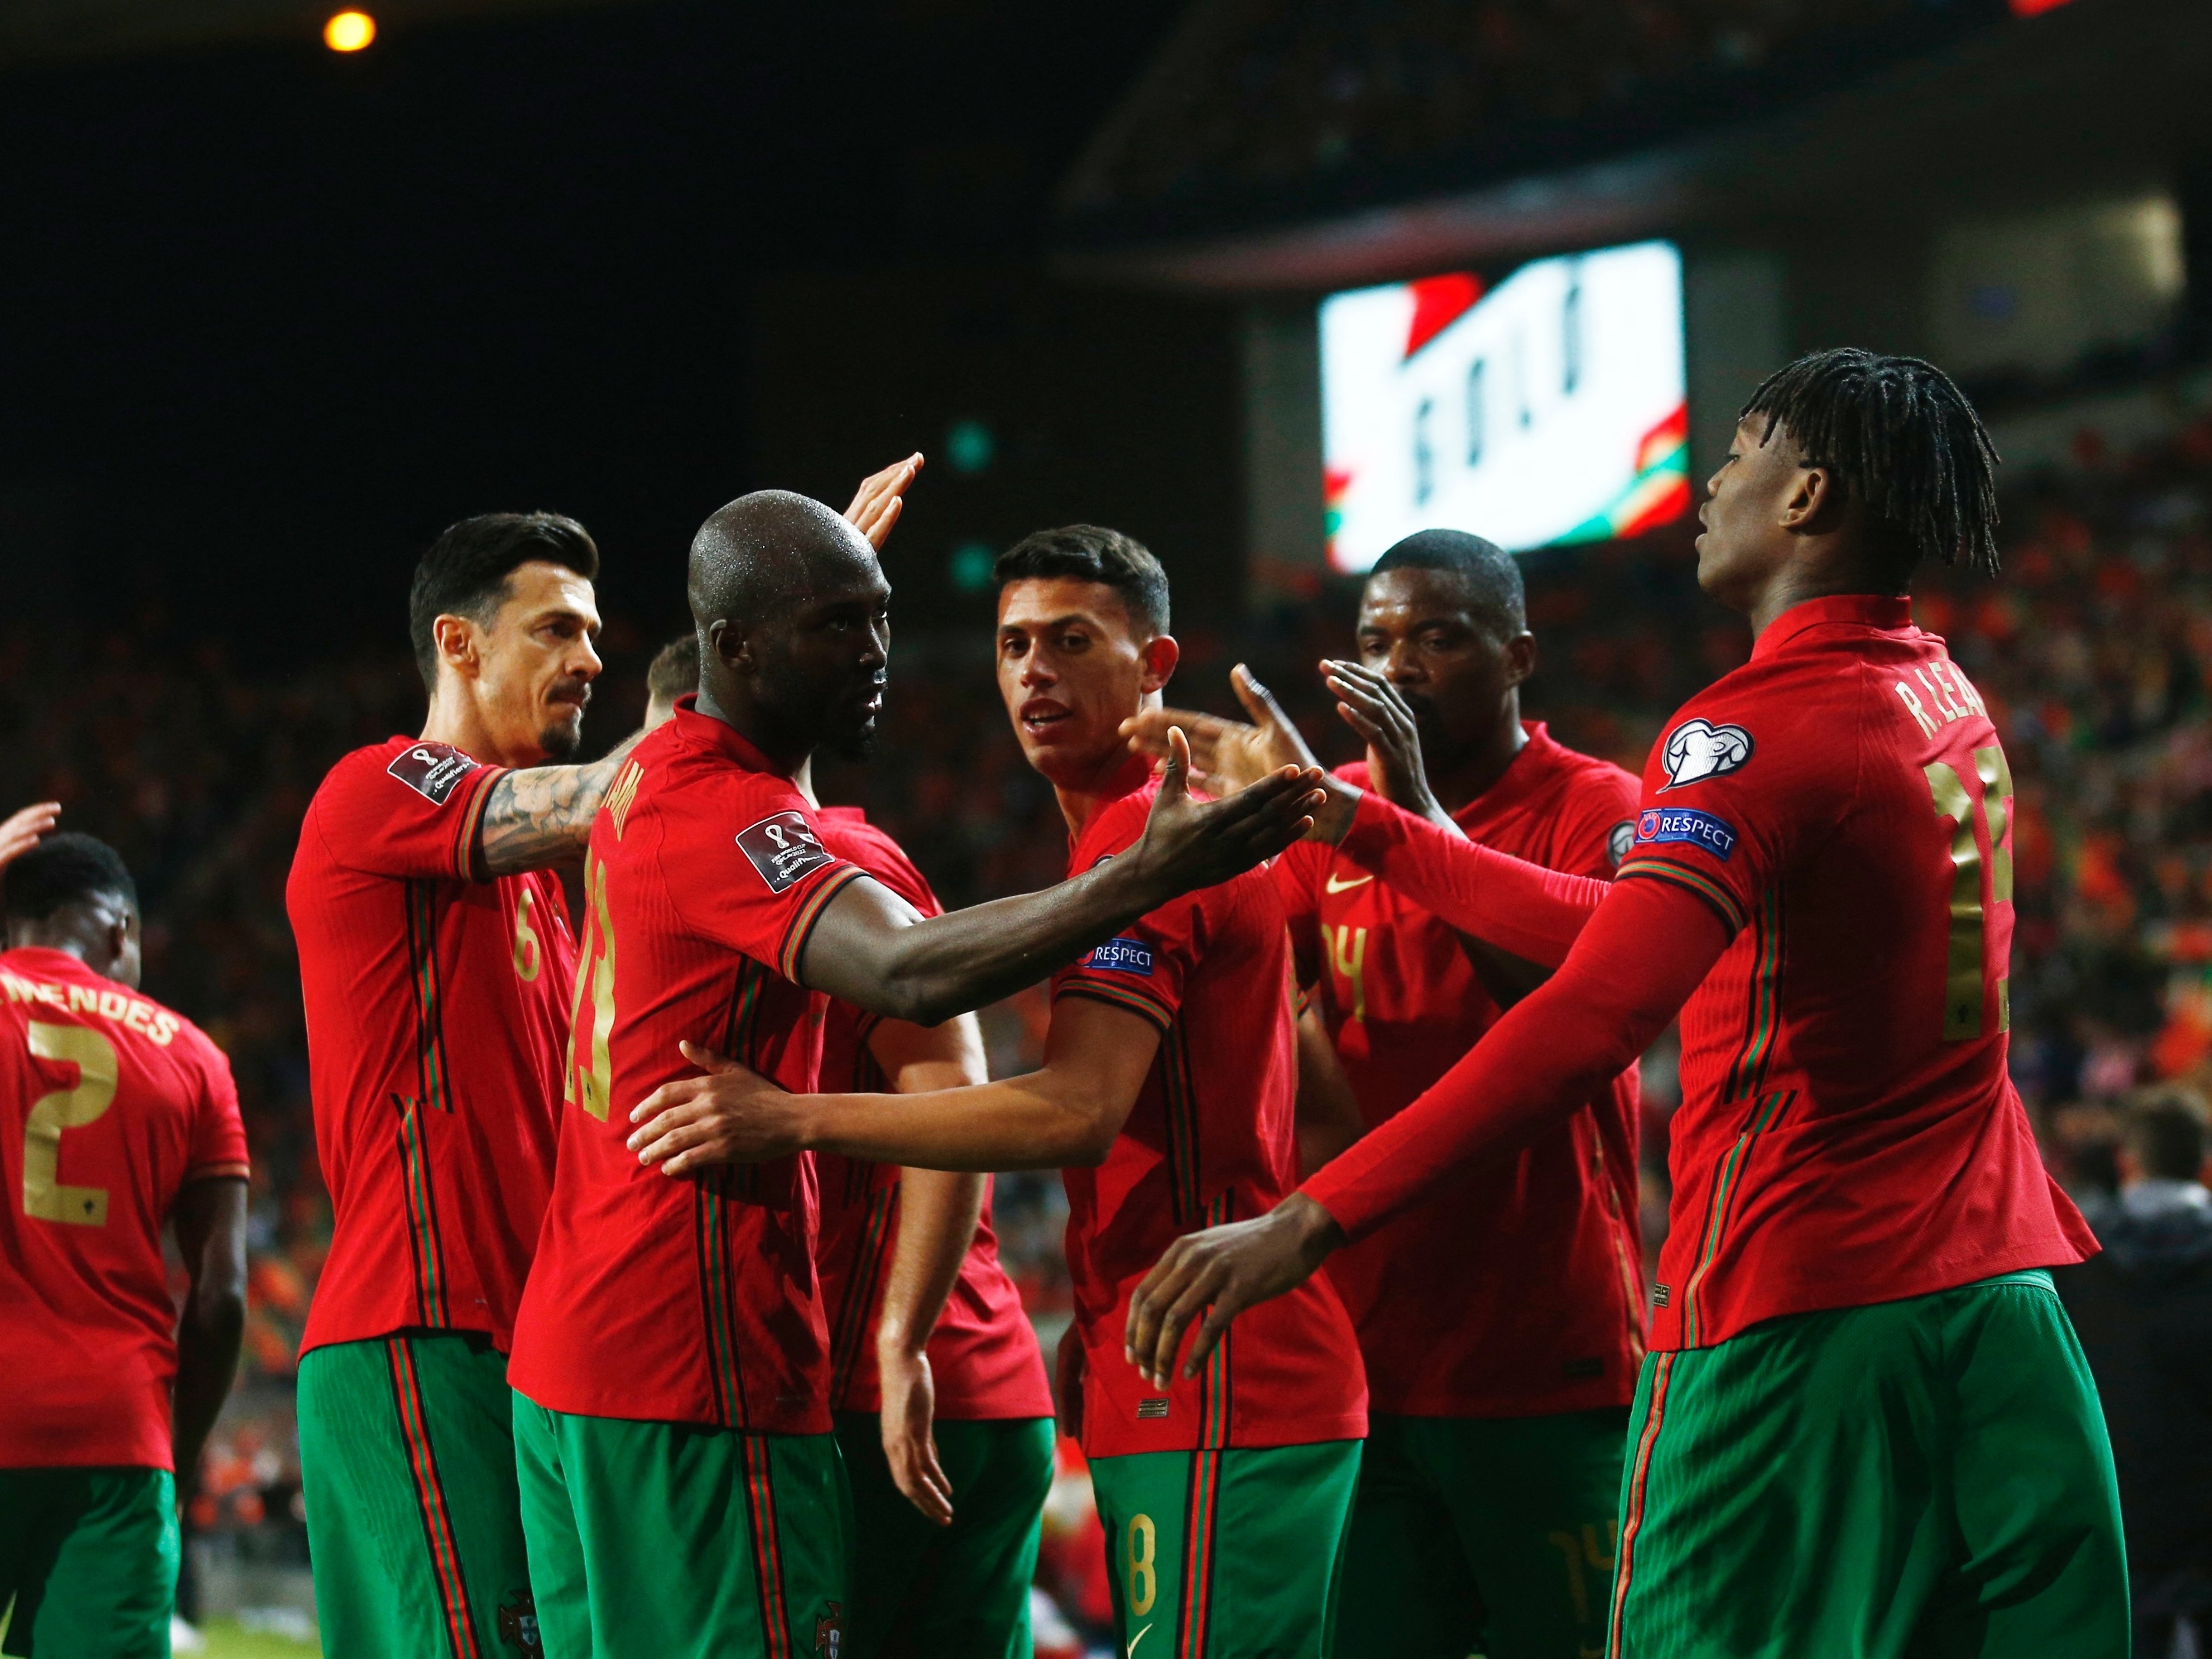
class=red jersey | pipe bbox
[508,699,865,1433]
[288,737,576,1356]
[1054,770,1367,1458]
[0,948,248,1468]
[811,808,1053,1422]
[1275,725,1646,1418]
[1615,595,2095,1350]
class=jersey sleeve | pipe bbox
[1049,800,1194,1034]
[184,1034,250,1183]
[814,820,945,1049]
[312,743,507,884]
[1613,690,1844,934]
[678,779,867,982]
[1271,841,1328,988]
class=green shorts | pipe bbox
[0,1466,175,1658]
[1090,1440,1362,1659]
[1610,1269,2129,1659]
[833,1412,1054,1659]
[296,1332,540,1658]
[513,1395,850,1659]
[1334,1409,1627,1659]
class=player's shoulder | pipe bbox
[814,808,938,915]
[1070,781,1158,872]
[318,736,485,805]
[1526,728,1640,806]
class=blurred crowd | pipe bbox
[1064,0,1938,214]
[7,406,2211,1627]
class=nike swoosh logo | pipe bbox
[1127,1625,1153,1659]
[1324,872,1374,893]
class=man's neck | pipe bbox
[421,690,537,771]
[1423,696,1527,818]
[1741,546,1899,639]
[1051,749,1153,841]
[693,684,812,776]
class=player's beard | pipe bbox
[538,676,592,761]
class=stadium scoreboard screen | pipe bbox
[1320,239,1690,571]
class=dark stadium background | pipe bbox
[8,0,2212,1650]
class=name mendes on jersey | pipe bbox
[1892,659,1988,739]
[1,970,184,1046]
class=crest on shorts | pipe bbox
[1660,720,1752,790]
[496,1591,543,1655]
[816,1602,845,1658]
[736,811,836,894]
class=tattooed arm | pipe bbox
[476,730,647,876]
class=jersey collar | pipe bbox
[669,693,799,779]
[1751,593,1914,661]
[1452,721,1558,827]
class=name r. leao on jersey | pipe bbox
[1893,659,1988,739]
[0,969,184,1046]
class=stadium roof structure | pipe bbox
[1053,0,2212,291]
[0,0,636,67]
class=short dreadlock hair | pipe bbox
[1741,348,2001,587]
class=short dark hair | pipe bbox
[3,832,137,924]
[1369,529,1526,635]
[647,633,699,703]
[1741,348,2001,587]
[2126,1089,2208,1183]
[408,512,600,694]
[994,525,1170,638]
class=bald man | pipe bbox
[505,492,1325,1658]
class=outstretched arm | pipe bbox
[865,1012,990,1529]
[627,995,1162,1174]
[797,734,1321,1027]
[1123,875,1731,1387]
[476,730,647,876]
[171,1176,248,1506]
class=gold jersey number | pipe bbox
[563,851,618,1120]
[1923,743,2014,1041]
[23,1020,117,1226]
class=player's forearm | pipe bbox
[1332,789,1609,967]
[805,1072,1123,1171]
[477,728,645,876]
[170,1176,247,1498]
[1301,878,1725,1241]
[814,858,1162,1027]
[878,1169,985,1359]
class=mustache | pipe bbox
[547,677,593,709]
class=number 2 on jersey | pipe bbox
[23,1020,118,1226]
[1923,744,2014,1041]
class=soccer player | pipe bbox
[624,523,1369,1658]
[645,636,1058,1658]
[1125,349,2130,1658]
[1,832,248,1658]
[288,466,919,1659]
[506,499,1321,1658]
[1124,529,1643,1659]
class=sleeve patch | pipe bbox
[386,742,481,804]
[1660,720,1753,789]
[1634,806,1739,862]
[736,811,837,894]
[1080,936,1154,976]
[1606,820,1635,867]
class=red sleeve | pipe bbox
[1335,789,1611,967]
[1049,802,1194,1034]
[313,743,505,884]
[1270,842,1327,988]
[184,1036,250,1182]
[676,782,866,982]
[1552,765,1643,880]
[1301,876,1729,1241]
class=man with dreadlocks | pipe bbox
[1122,348,2128,1657]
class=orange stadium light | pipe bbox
[323,10,376,51]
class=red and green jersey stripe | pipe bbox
[774,866,866,982]
[1615,856,1749,934]
[384,1337,483,1659]
[740,1433,795,1659]
[398,880,454,1326]
[1680,1088,1795,1347]
[1175,1446,1224,1659]
[1607,1351,1676,1659]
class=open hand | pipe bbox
[1119,664,1318,794]
[1125,1194,1344,1389]
[0,801,61,872]
[878,1340,954,1527]
[1129,727,1325,896]
[1320,660,1451,829]
[626,1041,810,1174]
[845,454,925,551]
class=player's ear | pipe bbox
[432,613,482,680]
[1782,463,1842,534]
[1139,632,1180,695]
[1501,630,1537,689]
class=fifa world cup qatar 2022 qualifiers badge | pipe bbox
[736,811,837,894]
